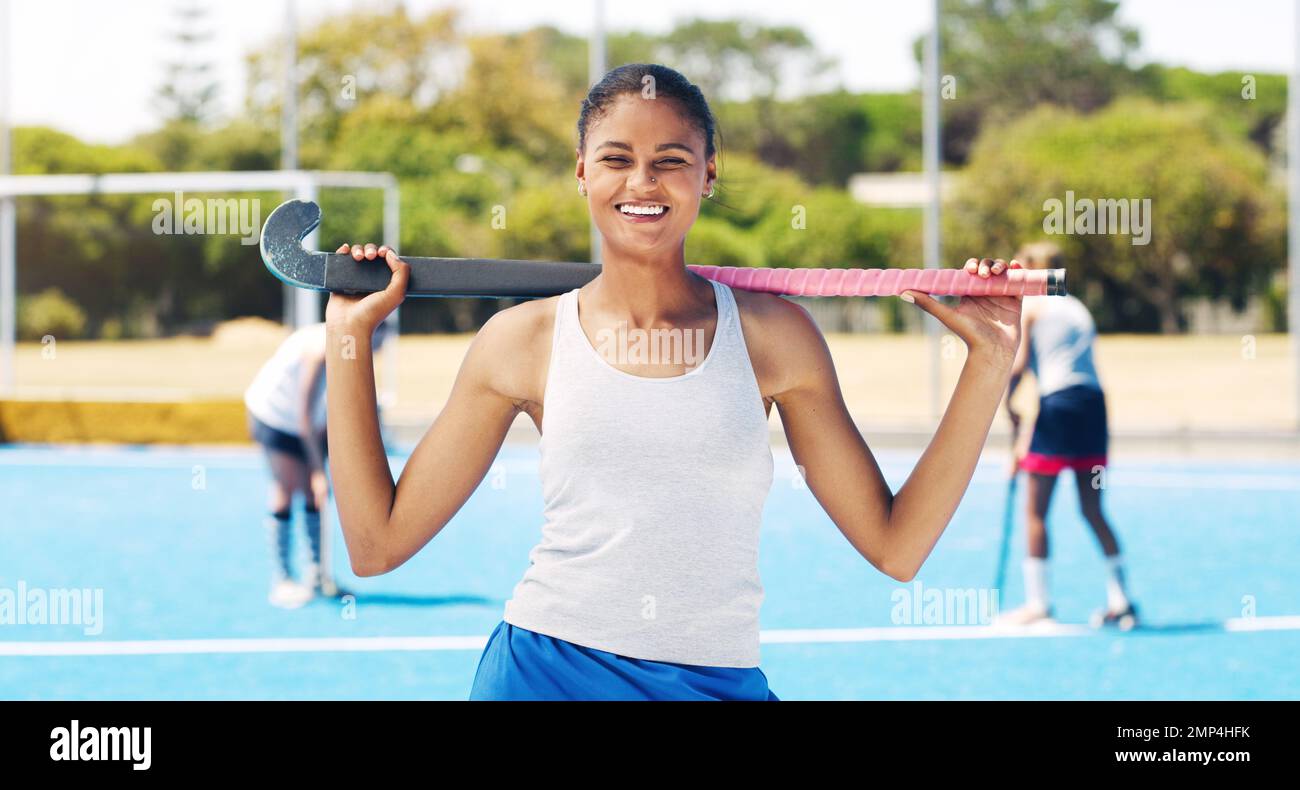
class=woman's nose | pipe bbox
[626,165,658,191]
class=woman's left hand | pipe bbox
[900,257,1024,365]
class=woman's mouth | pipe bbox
[616,202,669,223]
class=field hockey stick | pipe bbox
[993,469,1019,608]
[261,200,1068,297]
[318,502,338,598]
[992,424,1021,616]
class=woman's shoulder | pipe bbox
[729,285,821,339]
[471,294,562,374]
[466,295,562,405]
[479,293,561,343]
[728,286,828,396]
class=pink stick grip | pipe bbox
[684,266,1067,297]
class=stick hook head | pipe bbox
[260,199,327,289]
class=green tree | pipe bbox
[1135,65,1287,157]
[859,93,923,172]
[658,20,833,169]
[917,0,1141,163]
[154,0,220,125]
[755,189,896,269]
[656,19,831,106]
[946,99,1285,332]
[17,288,87,340]
[685,217,764,268]
[243,6,462,166]
[437,30,577,166]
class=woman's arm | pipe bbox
[297,348,329,507]
[1005,302,1036,414]
[1005,313,1030,408]
[1004,306,1036,475]
[324,243,536,577]
[883,344,1013,580]
[297,352,326,464]
[762,258,1022,582]
[758,300,896,577]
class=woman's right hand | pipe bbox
[309,468,330,511]
[1007,430,1032,479]
[324,243,410,331]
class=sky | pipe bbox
[2,0,1295,145]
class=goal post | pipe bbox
[0,169,401,598]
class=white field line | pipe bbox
[1,452,1297,491]
[3,616,1298,657]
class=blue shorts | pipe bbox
[469,620,780,701]
[248,412,327,463]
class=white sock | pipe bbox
[304,507,322,566]
[1104,554,1130,611]
[266,510,292,583]
[302,562,320,591]
[303,507,323,590]
[1023,556,1049,610]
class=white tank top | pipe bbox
[502,278,774,667]
[1024,294,1101,396]
[244,323,328,436]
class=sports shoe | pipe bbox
[1090,602,1139,631]
[302,565,351,599]
[302,563,321,592]
[268,579,315,609]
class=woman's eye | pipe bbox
[600,157,687,166]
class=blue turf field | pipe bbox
[1,443,1297,699]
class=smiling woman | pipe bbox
[322,63,1026,701]
[575,64,717,251]
[476,64,785,699]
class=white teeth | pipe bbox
[619,204,666,216]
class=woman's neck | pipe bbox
[587,244,713,327]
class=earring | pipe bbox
[705,184,715,198]
[578,181,586,196]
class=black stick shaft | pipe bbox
[324,254,600,298]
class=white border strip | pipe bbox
[1,453,1297,491]
[3,616,1298,657]
[0,635,489,657]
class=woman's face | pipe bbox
[576,93,716,258]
